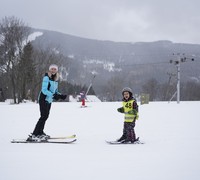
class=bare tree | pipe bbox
[104,75,124,101]
[0,16,30,103]
[142,78,159,101]
[181,81,200,100]
[31,45,68,101]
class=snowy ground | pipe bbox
[0,101,200,180]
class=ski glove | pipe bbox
[127,109,137,115]
[60,94,67,100]
[53,94,60,100]
[53,94,67,101]
[128,109,139,120]
[117,107,124,113]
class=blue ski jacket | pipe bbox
[39,73,60,103]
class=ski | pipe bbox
[11,134,76,142]
[50,134,76,139]
[106,137,144,145]
[106,140,144,145]
[11,139,76,144]
[80,105,88,108]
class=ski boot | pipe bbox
[117,135,126,142]
[26,134,48,142]
[26,134,41,142]
[122,137,140,144]
[41,132,50,139]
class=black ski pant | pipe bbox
[123,121,136,141]
[32,100,51,136]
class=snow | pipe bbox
[69,95,101,102]
[21,31,43,52]
[0,101,200,180]
[69,95,77,102]
[68,54,75,59]
[27,31,43,42]
[86,95,101,102]
[83,59,122,72]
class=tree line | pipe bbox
[101,75,200,102]
[141,78,200,101]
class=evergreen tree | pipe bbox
[18,42,35,101]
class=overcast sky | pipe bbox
[0,0,200,44]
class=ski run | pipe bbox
[1,101,200,180]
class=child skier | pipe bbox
[27,64,67,142]
[80,91,86,107]
[117,87,139,143]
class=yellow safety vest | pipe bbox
[123,99,136,122]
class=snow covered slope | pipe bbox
[0,101,200,180]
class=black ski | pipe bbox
[106,137,144,145]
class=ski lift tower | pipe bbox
[85,74,96,96]
[169,53,194,104]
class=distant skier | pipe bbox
[27,64,67,142]
[80,91,86,107]
[117,87,139,143]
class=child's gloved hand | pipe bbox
[117,107,124,113]
[128,109,137,115]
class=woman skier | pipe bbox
[27,64,67,142]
